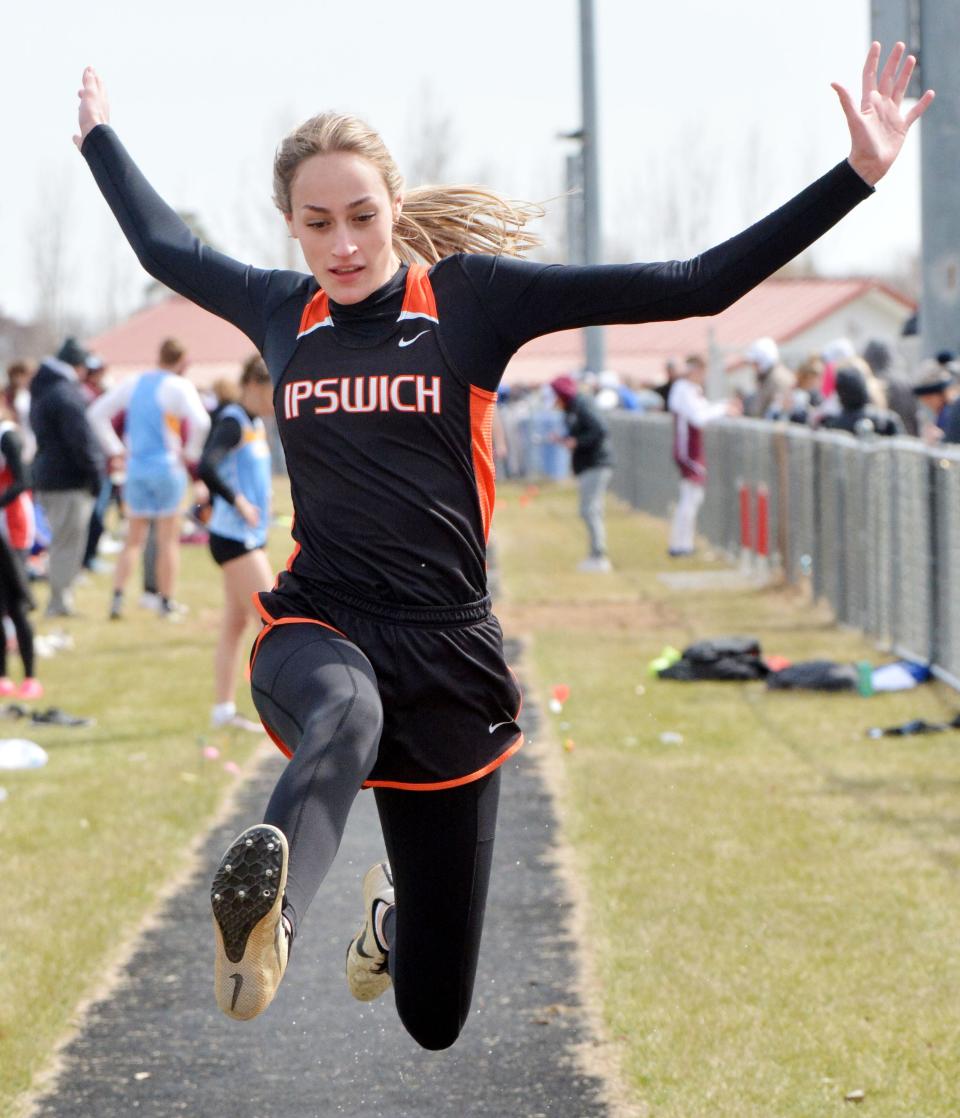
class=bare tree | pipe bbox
[29,173,75,351]
[231,178,295,271]
[87,214,142,333]
[615,127,727,264]
[405,84,457,185]
[739,124,775,230]
[228,110,301,272]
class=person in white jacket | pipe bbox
[88,338,210,619]
[667,355,741,556]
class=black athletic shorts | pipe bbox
[209,531,259,567]
[252,570,523,791]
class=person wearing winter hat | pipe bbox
[742,336,795,419]
[820,358,903,436]
[862,338,918,435]
[550,375,614,572]
[29,337,105,616]
[935,350,960,376]
[913,358,960,444]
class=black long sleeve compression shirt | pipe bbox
[198,415,243,506]
[81,125,872,395]
[81,124,873,607]
[0,429,28,509]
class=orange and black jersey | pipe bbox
[277,264,499,605]
[82,125,873,606]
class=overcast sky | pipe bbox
[2,0,926,326]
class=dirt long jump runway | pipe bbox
[28,651,609,1118]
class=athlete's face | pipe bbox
[284,152,402,305]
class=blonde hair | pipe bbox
[273,112,542,264]
[794,356,824,392]
[840,355,888,410]
[211,377,240,406]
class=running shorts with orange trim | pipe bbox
[252,572,523,791]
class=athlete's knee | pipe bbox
[301,682,382,772]
[394,993,465,1051]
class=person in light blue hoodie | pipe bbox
[88,337,210,619]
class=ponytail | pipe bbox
[394,185,542,263]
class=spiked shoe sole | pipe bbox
[211,824,289,1020]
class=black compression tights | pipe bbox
[0,603,34,679]
[376,770,500,1050]
[250,622,501,1050]
[251,624,383,931]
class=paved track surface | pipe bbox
[30,652,610,1118]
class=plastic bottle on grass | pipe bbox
[856,661,874,697]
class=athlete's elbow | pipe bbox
[695,289,739,318]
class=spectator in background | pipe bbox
[786,355,824,424]
[593,370,621,412]
[862,338,918,436]
[79,354,107,404]
[29,337,105,617]
[654,358,681,410]
[550,374,614,572]
[821,357,903,437]
[813,337,887,427]
[593,370,625,411]
[4,361,35,461]
[199,356,275,732]
[614,373,645,412]
[0,398,41,699]
[742,336,795,418]
[79,354,116,573]
[206,376,241,424]
[912,360,960,444]
[936,349,960,377]
[668,354,741,556]
[88,337,210,620]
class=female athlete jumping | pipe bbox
[76,43,931,1048]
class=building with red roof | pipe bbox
[84,294,255,389]
[85,277,915,391]
[504,276,915,386]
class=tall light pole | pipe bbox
[579,0,605,374]
[872,0,960,357]
[917,2,960,358]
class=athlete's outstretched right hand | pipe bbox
[74,66,110,150]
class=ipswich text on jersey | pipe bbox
[283,374,442,419]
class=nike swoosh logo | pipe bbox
[398,330,429,348]
[488,720,514,734]
[230,972,244,1011]
[356,928,375,959]
[274,921,284,969]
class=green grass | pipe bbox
[1,488,293,1116]
[8,477,960,1117]
[495,480,960,1118]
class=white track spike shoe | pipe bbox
[345,861,395,1002]
[211,824,289,1020]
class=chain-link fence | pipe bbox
[509,407,960,685]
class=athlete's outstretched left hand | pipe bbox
[833,41,934,186]
[74,66,110,150]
